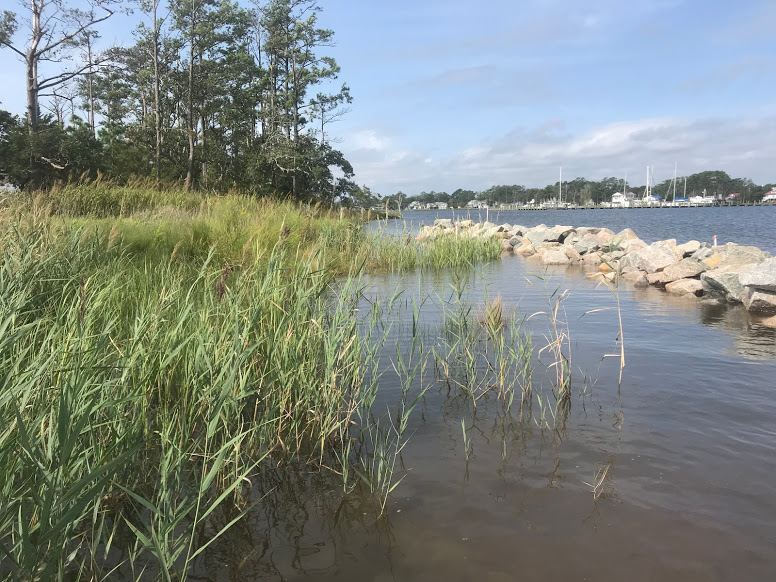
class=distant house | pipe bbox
[407,201,422,210]
[427,202,448,210]
[611,191,637,208]
[466,199,488,209]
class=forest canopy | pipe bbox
[0,0,355,201]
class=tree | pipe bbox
[0,109,20,181]
[0,0,120,133]
[259,0,343,197]
[309,83,351,145]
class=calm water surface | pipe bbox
[201,255,776,581]
[383,206,776,253]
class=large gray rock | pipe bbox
[434,218,453,229]
[501,239,514,252]
[616,228,640,241]
[553,225,576,242]
[715,243,770,268]
[622,241,680,274]
[564,246,582,261]
[701,264,753,303]
[622,238,648,254]
[740,258,776,292]
[676,240,702,257]
[509,225,528,237]
[573,235,600,255]
[582,252,602,267]
[525,227,549,246]
[508,236,522,247]
[595,228,616,245]
[647,271,670,286]
[622,270,649,288]
[661,258,708,283]
[525,225,575,246]
[542,249,571,265]
[700,245,771,303]
[743,288,776,314]
[691,246,715,261]
[483,226,508,238]
[665,278,704,297]
[515,243,536,256]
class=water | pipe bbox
[198,256,776,581]
[378,206,776,253]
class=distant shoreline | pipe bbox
[403,201,776,212]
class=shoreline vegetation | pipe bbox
[418,219,776,324]
[5,183,772,579]
[0,184,515,580]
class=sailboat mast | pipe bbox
[559,166,562,208]
[672,162,678,203]
[644,166,652,200]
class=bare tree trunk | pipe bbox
[291,51,298,198]
[26,52,39,132]
[25,1,42,133]
[153,0,162,190]
[184,0,196,191]
[9,0,116,134]
[86,35,96,137]
[200,114,207,187]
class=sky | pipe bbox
[1,0,775,195]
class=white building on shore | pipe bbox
[611,191,637,208]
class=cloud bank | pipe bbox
[343,116,776,195]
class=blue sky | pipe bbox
[2,0,775,195]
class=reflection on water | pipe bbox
[190,257,776,581]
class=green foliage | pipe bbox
[400,171,772,208]
[0,0,355,201]
[0,183,509,579]
[0,218,370,579]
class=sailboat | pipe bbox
[641,166,662,206]
[672,165,689,207]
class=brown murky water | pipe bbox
[195,257,776,581]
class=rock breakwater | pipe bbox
[417,219,776,315]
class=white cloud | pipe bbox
[350,130,389,151]
[343,116,776,195]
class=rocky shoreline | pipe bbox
[417,219,776,317]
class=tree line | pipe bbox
[389,171,775,209]
[0,0,356,201]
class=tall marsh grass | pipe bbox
[0,184,609,579]
[5,182,500,272]
[0,221,393,580]
[0,185,504,579]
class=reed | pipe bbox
[0,184,620,578]
[6,183,501,274]
[0,218,403,580]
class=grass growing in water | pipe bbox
[0,185,504,580]
[0,184,619,579]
